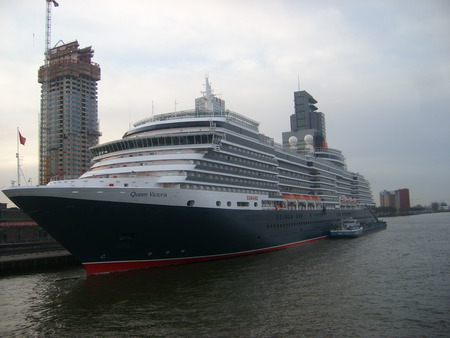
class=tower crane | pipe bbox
[40,0,58,185]
[45,0,59,57]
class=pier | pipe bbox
[0,250,80,274]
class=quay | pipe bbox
[0,250,80,274]
[1,203,81,274]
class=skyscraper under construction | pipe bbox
[38,41,101,185]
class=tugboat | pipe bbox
[329,219,364,238]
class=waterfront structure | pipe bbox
[38,41,101,185]
[380,188,410,210]
[3,78,378,275]
[0,202,52,246]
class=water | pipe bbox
[1,213,449,337]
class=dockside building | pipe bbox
[380,188,410,210]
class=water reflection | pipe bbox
[30,243,343,336]
[2,213,449,336]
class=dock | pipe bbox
[0,250,80,274]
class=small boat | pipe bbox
[329,219,364,238]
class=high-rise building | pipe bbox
[396,188,410,210]
[380,188,410,210]
[282,90,327,149]
[38,41,101,184]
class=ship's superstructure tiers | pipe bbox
[78,79,374,210]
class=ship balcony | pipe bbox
[194,164,277,181]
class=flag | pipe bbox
[19,131,26,146]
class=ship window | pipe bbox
[237,202,249,207]
[187,200,195,207]
[227,201,231,207]
[216,201,221,207]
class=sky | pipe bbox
[1,0,449,207]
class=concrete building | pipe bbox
[38,41,101,184]
[380,188,410,210]
[282,90,327,149]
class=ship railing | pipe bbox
[225,110,260,131]
[49,175,80,182]
[133,109,260,132]
[133,109,227,127]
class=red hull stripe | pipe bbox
[84,236,327,275]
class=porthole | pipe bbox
[227,201,231,207]
[187,200,195,206]
[216,201,221,207]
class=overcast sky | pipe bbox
[1,0,449,206]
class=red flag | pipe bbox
[19,131,26,146]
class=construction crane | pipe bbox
[45,0,59,57]
[40,0,58,185]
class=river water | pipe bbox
[1,212,449,337]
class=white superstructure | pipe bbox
[45,77,374,212]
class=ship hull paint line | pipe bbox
[84,235,327,275]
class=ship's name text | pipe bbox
[130,191,168,198]
[247,195,258,201]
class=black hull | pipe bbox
[8,195,374,274]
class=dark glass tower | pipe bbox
[282,90,327,149]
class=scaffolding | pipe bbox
[38,41,101,184]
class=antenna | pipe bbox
[297,74,300,91]
[205,75,213,112]
[128,106,131,130]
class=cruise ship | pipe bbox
[3,78,376,275]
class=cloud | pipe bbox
[1,0,449,206]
